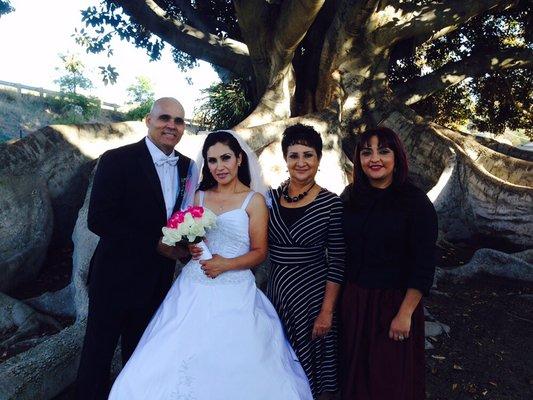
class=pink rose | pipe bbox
[167,211,185,228]
[189,206,204,218]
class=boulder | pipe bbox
[0,320,85,400]
[424,321,451,338]
[24,285,76,319]
[436,248,533,282]
[0,122,145,292]
[0,292,62,350]
[0,176,52,292]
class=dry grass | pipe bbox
[0,90,56,140]
[0,89,124,142]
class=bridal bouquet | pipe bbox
[161,206,217,260]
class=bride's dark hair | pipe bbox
[198,131,251,191]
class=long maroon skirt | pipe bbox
[340,282,425,400]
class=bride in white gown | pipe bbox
[109,130,313,400]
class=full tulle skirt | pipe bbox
[109,262,313,400]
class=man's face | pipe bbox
[146,99,185,154]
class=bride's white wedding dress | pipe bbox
[109,191,313,399]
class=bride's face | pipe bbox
[206,142,242,186]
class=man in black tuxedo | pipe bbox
[76,97,199,399]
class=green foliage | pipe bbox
[0,0,13,17]
[471,70,532,136]
[46,93,101,123]
[412,82,475,130]
[55,75,93,94]
[76,3,165,62]
[127,76,155,104]
[391,4,532,136]
[171,49,199,76]
[54,53,93,94]
[194,78,253,130]
[75,0,240,74]
[125,100,153,121]
[99,64,119,86]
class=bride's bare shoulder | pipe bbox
[193,190,204,206]
[246,192,268,213]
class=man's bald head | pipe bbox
[145,97,186,155]
[150,97,185,118]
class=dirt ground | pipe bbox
[425,273,533,400]
[5,242,532,399]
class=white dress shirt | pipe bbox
[145,137,199,219]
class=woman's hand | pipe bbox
[199,255,230,278]
[312,309,333,340]
[188,242,204,260]
[389,311,412,341]
[188,244,202,260]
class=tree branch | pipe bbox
[395,47,533,105]
[169,0,233,36]
[170,0,213,33]
[371,0,518,48]
[233,0,274,91]
[114,0,252,76]
[315,0,384,110]
[275,0,325,55]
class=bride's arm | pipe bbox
[200,193,268,276]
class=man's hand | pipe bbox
[157,238,189,261]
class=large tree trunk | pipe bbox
[229,0,532,250]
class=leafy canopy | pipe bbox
[389,4,531,136]
[77,1,531,137]
[0,0,13,17]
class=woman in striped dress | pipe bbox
[267,124,345,399]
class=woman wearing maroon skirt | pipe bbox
[340,127,438,400]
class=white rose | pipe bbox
[161,227,182,246]
[201,208,217,228]
[186,220,206,242]
[174,223,188,238]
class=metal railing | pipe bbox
[0,79,120,111]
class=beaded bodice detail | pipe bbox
[181,191,255,285]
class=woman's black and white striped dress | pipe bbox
[267,187,345,398]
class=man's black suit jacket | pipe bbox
[87,139,187,308]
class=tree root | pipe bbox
[435,248,533,283]
[0,292,62,351]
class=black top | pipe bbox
[341,182,438,295]
[268,187,345,284]
[278,202,313,228]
